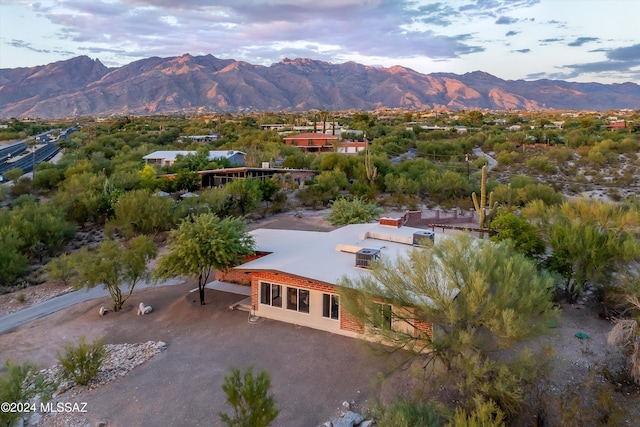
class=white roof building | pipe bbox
[142,150,245,167]
[231,222,451,339]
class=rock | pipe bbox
[99,306,108,316]
[323,422,332,427]
[29,412,42,425]
[332,411,365,427]
[137,302,152,315]
[359,420,374,427]
[342,401,350,410]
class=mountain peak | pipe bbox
[1,55,639,118]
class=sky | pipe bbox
[1,0,639,84]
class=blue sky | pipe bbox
[1,0,639,84]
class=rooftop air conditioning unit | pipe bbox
[413,230,435,246]
[356,248,380,268]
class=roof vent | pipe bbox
[355,248,380,269]
[413,230,435,246]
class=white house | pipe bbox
[227,221,446,339]
[142,150,245,167]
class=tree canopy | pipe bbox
[70,236,157,311]
[339,234,557,414]
[154,214,255,305]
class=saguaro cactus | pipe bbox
[471,165,496,228]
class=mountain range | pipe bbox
[1,54,639,119]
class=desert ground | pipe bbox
[0,210,637,426]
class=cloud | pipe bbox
[513,48,530,53]
[568,37,598,47]
[7,39,75,56]
[496,16,518,24]
[607,43,640,61]
[555,44,640,82]
[539,37,563,44]
[505,30,518,36]
[21,0,489,69]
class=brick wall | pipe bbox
[413,317,433,339]
[215,253,269,285]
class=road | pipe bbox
[473,147,498,170]
[0,128,76,179]
[0,278,184,334]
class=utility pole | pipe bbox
[465,154,470,180]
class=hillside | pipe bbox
[1,54,640,118]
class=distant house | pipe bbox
[336,139,368,154]
[179,134,221,143]
[224,220,441,339]
[283,133,339,153]
[607,121,627,130]
[142,150,245,167]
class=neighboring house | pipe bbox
[227,220,440,340]
[180,134,222,143]
[283,133,339,153]
[142,150,245,167]
[335,139,368,154]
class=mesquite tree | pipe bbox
[154,213,254,305]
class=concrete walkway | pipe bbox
[204,280,251,296]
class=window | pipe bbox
[286,287,310,314]
[322,294,339,320]
[260,282,282,308]
[373,303,392,329]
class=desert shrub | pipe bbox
[447,397,506,427]
[496,151,516,166]
[44,253,77,286]
[526,156,557,174]
[0,360,56,427]
[3,167,23,182]
[326,196,383,226]
[547,146,573,162]
[219,366,279,427]
[57,337,106,386]
[374,400,448,427]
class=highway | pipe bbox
[0,128,76,179]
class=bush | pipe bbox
[57,337,106,386]
[374,400,448,427]
[0,360,56,427]
[325,196,383,226]
[219,366,279,427]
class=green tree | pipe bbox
[339,234,556,414]
[227,179,262,216]
[325,196,383,226]
[536,199,640,302]
[111,189,177,238]
[154,214,255,305]
[71,236,157,311]
[0,228,29,286]
[3,167,23,182]
[219,366,279,427]
[138,164,159,190]
[489,211,545,260]
[44,253,77,286]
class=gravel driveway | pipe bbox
[1,283,405,427]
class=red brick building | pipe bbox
[282,133,339,153]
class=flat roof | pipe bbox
[235,223,447,287]
[142,150,245,161]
